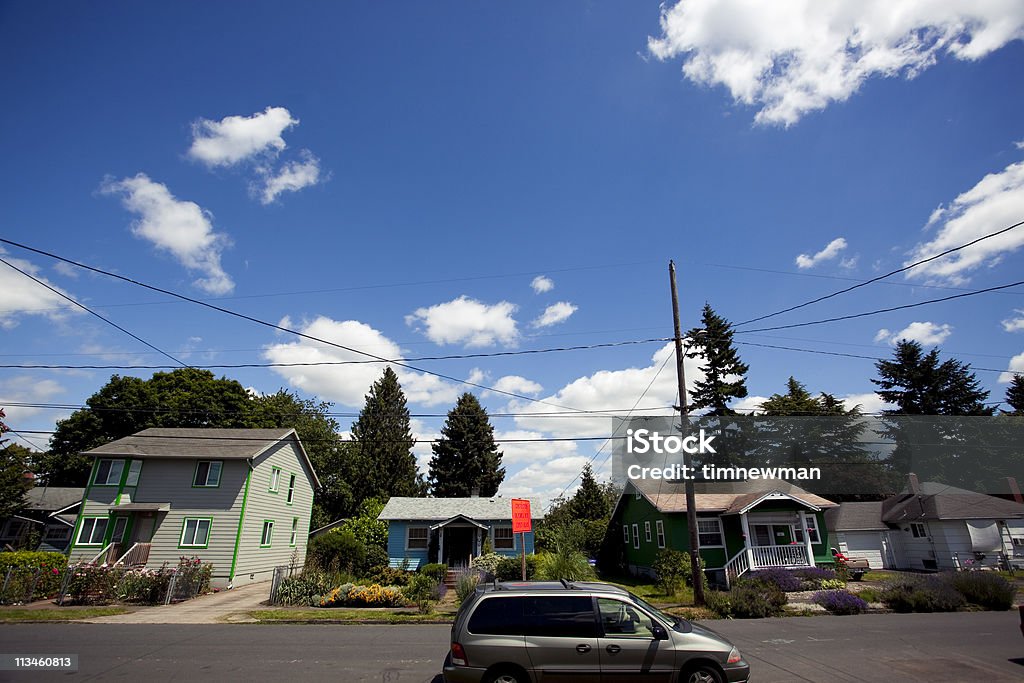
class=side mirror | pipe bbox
[651,624,669,641]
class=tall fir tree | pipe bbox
[686,303,749,415]
[1005,374,1024,415]
[569,463,611,521]
[760,377,849,416]
[872,340,992,415]
[348,368,420,506]
[428,393,505,497]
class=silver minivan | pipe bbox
[444,580,750,683]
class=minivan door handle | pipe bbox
[575,644,592,653]
[606,644,621,654]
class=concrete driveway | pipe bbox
[81,581,269,624]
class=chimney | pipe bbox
[470,486,480,498]
[1008,477,1023,505]
[908,473,921,496]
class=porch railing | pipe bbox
[724,549,750,588]
[750,544,809,569]
[88,542,115,565]
[113,542,152,567]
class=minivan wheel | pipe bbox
[683,663,724,683]
[483,666,528,683]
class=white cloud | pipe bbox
[795,237,848,269]
[495,429,580,466]
[874,321,953,346]
[841,392,893,415]
[531,276,554,294]
[52,261,81,279]
[500,455,593,505]
[733,395,767,414]
[0,376,64,423]
[0,250,80,328]
[1003,310,1024,332]
[257,150,322,204]
[188,106,298,167]
[905,159,1024,284]
[490,375,543,397]
[406,296,519,348]
[532,301,578,328]
[262,316,458,408]
[998,352,1024,383]
[648,1,1024,126]
[1016,140,1024,150]
[102,174,234,295]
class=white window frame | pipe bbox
[290,517,299,547]
[794,516,821,544]
[76,517,109,545]
[180,518,212,548]
[286,473,296,505]
[910,522,927,538]
[406,526,428,551]
[696,518,724,547]
[644,521,652,543]
[623,525,630,544]
[656,520,666,549]
[631,524,640,550]
[260,520,275,547]
[93,459,124,486]
[193,460,222,487]
[269,467,281,493]
[493,526,515,550]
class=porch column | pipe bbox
[739,513,754,569]
[798,511,814,566]
[437,527,444,565]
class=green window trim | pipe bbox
[260,519,275,548]
[179,517,213,549]
[192,460,223,488]
[93,458,125,486]
[289,517,299,547]
[285,472,296,505]
[76,516,110,546]
[68,460,100,553]
[268,467,282,494]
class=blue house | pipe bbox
[378,496,542,569]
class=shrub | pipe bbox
[419,563,449,583]
[881,576,965,613]
[319,583,405,608]
[471,553,503,577]
[856,587,882,603]
[404,573,442,614]
[0,551,68,601]
[307,530,366,574]
[367,565,411,587]
[360,545,390,577]
[729,578,787,618]
[275,569,333,606]
[812,589,868,615]
[747,568,802,592]
[945,572,1015,611]
[819,578,847,590]
[495,555,539,581]
[792,566,839,589]
[653,549,706,595]
[337,498,389,550]
[454,568,480,605]
[703,590,733,618]
[117,568,172,604]
[536,550,596,582]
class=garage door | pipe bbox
[839,532,885,569]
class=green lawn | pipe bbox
[248,609,454,624]
[602,577,695,606]
[0,607,129,622]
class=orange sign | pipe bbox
[511,498,532,533]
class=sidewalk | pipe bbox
[81,581,269,624]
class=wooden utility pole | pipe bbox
[669,260,705,606]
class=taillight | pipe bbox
[727,646,742,664]
[451,642,468,667]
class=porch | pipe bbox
[722,495,823,587]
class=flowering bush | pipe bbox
[0,551,68,602]
[318,583,405,608]
[881,576,965,613]
[62,557,212,606]
[812,589,868,615]
[792,567,839,589]
[727,578,787,618]
[470,553,503,577]
[945,572,1015,611]
[747,568,802,592]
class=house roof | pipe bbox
[881,481,1024,523]
[24,486,84,512]
[83,428,321,488]
[378,497,544,521]
[825,502,887,532]
[626,477,837,515]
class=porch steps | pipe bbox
[444,569,458,588]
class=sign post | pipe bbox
[511,498,532,581]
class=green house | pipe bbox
[610,478,838,586]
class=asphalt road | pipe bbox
[0,611,1021,682]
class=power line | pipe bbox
[0,238,586,413]
[734,219,1024,328]
[0,256,187,368]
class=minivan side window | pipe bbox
[468,596,598,638]
[597,598,660,638]
[468,597,525,636]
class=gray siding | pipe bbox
[231,439,315,586]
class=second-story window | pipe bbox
[193,460,222,487]
[94,459,125,486]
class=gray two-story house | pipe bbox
[67,428,319,588]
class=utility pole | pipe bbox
[669,260,705,606]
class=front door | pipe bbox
[132,515,155,543]
[443,526,475,567]
[751,524,792,545]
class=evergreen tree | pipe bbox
[1005,374,1024,415]
[872,340,992,415]
[569,463,611,520]
[428,393,505,497]
[348,368,419,504]
[686,304,749,415]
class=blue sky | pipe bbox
[2,2,1023,502]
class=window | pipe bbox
[467,596,599,638]
[623,525,630,544]
[644,521,652,543]
[794,516,821,544]
[1012,536,1023,547]
[286,473,296,505]
[656,520,666,549]
[111,517,128,543]
[260,520,275,547]
[493,526,514,550]
[468,596,525,635]
[180,518,212,548]
[632,524,640,550]
[76,517,109,545]
[269,467,281,493]
[910,523,927,538]
[598,598,659,638]
[93,459,124,486]
[407,526,428,550]
[290,518,299,547]
[125,460,142,486]
[44,526,70,542]
[697,518,724,547]
[193,460,222,487]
